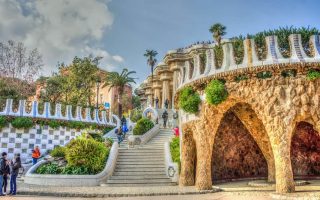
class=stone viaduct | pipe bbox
[138,34,320,193]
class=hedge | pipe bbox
[133,117,154,135]
[178,87,201,114]
[205,79,228,105]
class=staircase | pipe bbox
[105,128,175,186]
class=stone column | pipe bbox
[162,79,170,108]
[172,70,178,109]
[194,121,213,190]
[180,123,196,186]
[154,88,161,109]
[266,117,295,193]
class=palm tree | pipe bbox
[144,49,158,81]
[209,23,227,46]
[103,68,136,117]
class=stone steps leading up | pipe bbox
[106,128,175,186]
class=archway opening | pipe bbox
[211,111,268,182]
[291,121,320,178]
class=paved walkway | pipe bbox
[16,179,320,199]
[5,192,272,200]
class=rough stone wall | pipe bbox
[291,122,320,177]
[180,73,320,193]
[212,111,268,182]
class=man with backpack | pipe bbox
[0,152,7,196]
[162,110,169,128]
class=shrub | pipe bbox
[48,120,60,129]
[89,132,105,143]
[130,109,143,123]
[50,146,66,158]
[61,166,91,175]
[234,75,248,82]
[11,117,33,129]
[205,79,228,105]
[307,69,320,81]
[36,163,62,174]
[104,138,113,148]
[65,137,108,173]
[170,137,180,172]
[214,45,223,67]
[0,116,7,129]
[68,121,86,130]
[257,71,272,79]
[133,118,154,135]
[281,69,297,78]
[103,126,114,134]
[178,86,201,114]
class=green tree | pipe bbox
[209,23,227,46]
[144,49,158,81]
[103,68,136,117]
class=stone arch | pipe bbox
[142,106,158,122]
[290,121,320,178]
[211,102,275,182]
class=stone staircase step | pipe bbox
[113,171,167,176]
[114,168,165,172]
[102,182,177,187]
[109,175,169,180]
[107,179,173,184]
[116,165,165,169]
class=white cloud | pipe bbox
[0,0,123,75]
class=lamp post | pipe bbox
[96,78,101,109]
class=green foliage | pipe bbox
[199,53,207,74]
[209,23,227,46]
[104,68,137,117]
[36,163,62,174]
[234,74,248,82]
[133,117,154,135]
[65,137,108,173]
[48,120,60,129]
[178,87,201,114]
[281,69,297,78]
[103,126,114,134]
[50,146,66,158]
[104,138,113,149]
[89,132,105,143]
[0,116,7,129]
[0,78,35,101]
[11,117,33,129]
[170,137,180,172]
[61,165,91,175]
[130,109,143,122]
[307,69,320,81]
[257,71,272,79]
[213,45,223,68]
[231,36,245,64]
[68,121,86,130]
[205,80,228,105]
[250,26,319,58]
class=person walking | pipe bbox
[155,97,159,109]
[9,153,21,196]
[0,152,7,196]
[2,156,10,195]
[173,126,180,137]
[32,146,41,165]
[162,110,168,128]
[164,99,169,109]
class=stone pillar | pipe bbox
[162,79,170,108]
[154,88,161,109]
[194,121,213,190]
[172,70,178,109]
[180,123,196,186]
[266,117,295,193]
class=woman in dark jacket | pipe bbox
[9,153,21,196]
[2,158,10,195]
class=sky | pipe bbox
[0,0,319,86]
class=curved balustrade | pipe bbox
[0,99,120,126]
[174,34,320,92]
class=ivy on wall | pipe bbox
[179,86,201,114]
[205,79,228,105]
[307,69,320,81]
